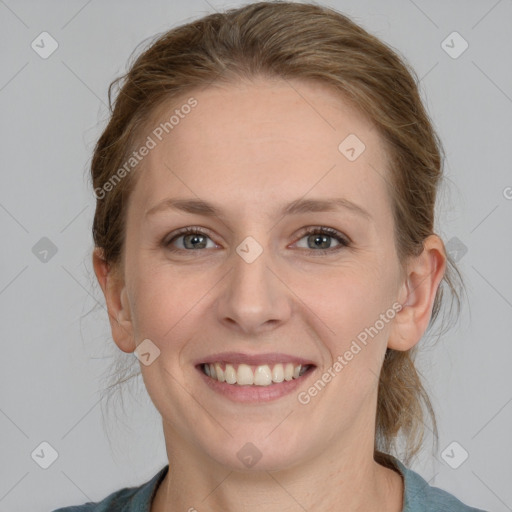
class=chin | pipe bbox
[203,434,310,473]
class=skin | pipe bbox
[93,77,446,512]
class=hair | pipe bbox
[90,0,466,466]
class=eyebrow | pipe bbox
[145,197,373,222]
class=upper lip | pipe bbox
[194,351,317,367]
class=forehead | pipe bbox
[129,77,392,222]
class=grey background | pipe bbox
[1,0,511,510]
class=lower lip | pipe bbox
[196,365,316,403]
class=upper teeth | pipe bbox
[203,362,307,386]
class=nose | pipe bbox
[215,237,292,334]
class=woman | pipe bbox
[55,2,487,510]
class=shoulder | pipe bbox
[52,465,169,512]
[388,456,488,512]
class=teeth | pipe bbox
[237,364,254,385]
[225,364,237,384]
[202,362,310,386]
[214,363,225,382]
[284,363,294,381]
[272,363,284,383]
[254,365,272,386]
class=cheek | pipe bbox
[127,264,199,345]
[308,261,397,363]
[314,261,392,316]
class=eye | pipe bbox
[163,226,350,255]
[164,226,217,251]
[293,226,350,255]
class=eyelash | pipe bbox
[163,226,350,256]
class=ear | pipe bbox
[92,247,136,353]
[388,234,447,351]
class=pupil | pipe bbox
[312,234,329,249]
[187,234,205,249]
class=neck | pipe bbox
[151,430,404,512]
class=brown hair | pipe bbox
[90,1,466,466]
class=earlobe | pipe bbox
[388,235,447,352]
[92,247,136,353]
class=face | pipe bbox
[106,77,410,472]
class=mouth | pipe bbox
[198,361,315,386]
[193,352,317,403]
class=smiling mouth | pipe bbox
[198,362,315,386]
